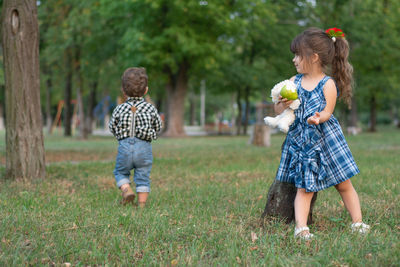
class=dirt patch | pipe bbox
[0,151,116,165]
[46,151,116,163]
[97,176,116,190]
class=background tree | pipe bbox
[1,0,45,179]
[311,0,400,131]
[204,0,303,135]
[98,0,237,137]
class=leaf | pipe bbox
[251,231,258,243]
[236,257,242,264]
[171,259,178,266]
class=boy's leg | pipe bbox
[334,179,362,223]
[114,140,135,204]
[132,140,153,207]
[133,160,152,207]
[137,193,149,208]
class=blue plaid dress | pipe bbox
[275,74,359,192]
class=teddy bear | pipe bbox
[264,80,301,133]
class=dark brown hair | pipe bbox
[290,27,353,107]
[121,67,148,97]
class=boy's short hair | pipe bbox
[121,67,148,97]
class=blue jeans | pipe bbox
[113,137,153,192]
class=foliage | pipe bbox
[311,0,400,113]
[1,0,399,128]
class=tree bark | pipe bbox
[0,90,4,130]
[236,88,242,135]
[262,180,318,225]
[86,81,97,134]
[64,48,73,136]
[369,95,377,132]
[75,48,88,139]
[102,93,110,130]
[163,62,189,137]
[200,80,206,128]
[45,68,52,134]
[189,91,196,125]
[349,97,359,127]
[76,87,87,139]
[347,96,361,135]
[243,86,250,135]
[2,0,46,179]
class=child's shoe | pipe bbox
[294,226,314,241]
[351,222,370,234]
[121,186,135,205]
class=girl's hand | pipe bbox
[274,96,294,115]
[307,112,320,125]
[277,96,293,109]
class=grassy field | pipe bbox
[0,128,399,266]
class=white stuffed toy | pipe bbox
[264,80,301,133]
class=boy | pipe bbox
[109,67,162,207]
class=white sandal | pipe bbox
[351,222,370,234]
[294,226,314,240]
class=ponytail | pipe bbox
[332,37,353,108]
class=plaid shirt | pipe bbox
[109,97,162,141]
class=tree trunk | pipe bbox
[236,88,242,135]
[347,96,361,135]
[86,81,97,134]
[2,0,46,179]
[369,95,377,132]
[394,106,400,128]
[200,80,206,128]
[45,69,52,134]
[75,48,88,139]
[163,62,189,137]
[243,86,250,135]
[189,91,196,125]
[0,85,4,130]
[76,87,88,139]
[349,97,359,127]
[102,93,110,130]
[64,48,73,136]
[261,180,318,225]
[0,95,4,130]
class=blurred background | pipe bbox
[1,0,399,138]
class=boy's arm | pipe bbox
[108,108,119,136]
[152,110,162,133]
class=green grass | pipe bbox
[0,129,399,266]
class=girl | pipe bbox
[274,27,369,240]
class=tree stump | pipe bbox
[251,102,273,147]
[251,124,271,147]
[261,180,318,225]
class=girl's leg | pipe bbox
[294,188,315,229]
[334,179,362,223]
